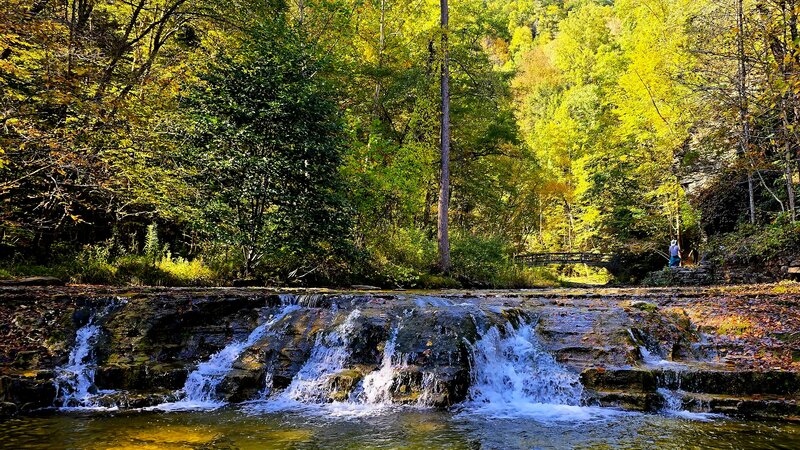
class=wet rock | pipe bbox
[580,368,657,393]
[217,368,265,403]
[587,390,661,411]
[0,402,17,420]
[0,375,56,410]
[327,369,367,402]
[95,364,188,391]
[92,391,178,409]
[655,369,800,396]
[0,277,65,287]
[681,393,800,420]
[352,285,382,291]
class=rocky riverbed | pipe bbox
[0,285,798,421]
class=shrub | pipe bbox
[157,257,216,286]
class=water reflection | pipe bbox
[1,408,799,449]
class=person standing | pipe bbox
[669,240,681,267]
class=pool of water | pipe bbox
[1,407,799,449]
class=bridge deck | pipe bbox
[514,252,614,267]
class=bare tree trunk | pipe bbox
[563,199,574,252]
[374,0,386,111]
[437,0,451,273]
[737,0,757,223]
[783,104,797,221]
[298,0,305,26]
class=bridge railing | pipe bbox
[513,252,614,267]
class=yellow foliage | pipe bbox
[157,257,215,284]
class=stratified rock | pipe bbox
[352,285,382,291]
[581,368,657,393]
[0,277,65,286]
[0,286,798,420]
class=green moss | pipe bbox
[417,274,461,289]
[630,301,658,313]
[716,316,753,336]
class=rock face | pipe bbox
[582,368,800,419]
[0,277,65,287]
[643,266,714,286]
[0,286,798,420]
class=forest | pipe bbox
[2,0,800,288]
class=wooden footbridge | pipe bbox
[513,252,615,268]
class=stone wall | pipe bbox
[643,256,800,286]
[642,265,714,286]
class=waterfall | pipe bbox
[280,309,361,403]
[656,387,715,420]
[469,322,583,405]
[656,372,718,421]
[457,321,618,420]
[628,329,685,368]
[159,304,299,410]
[357,326,400,405]
[256,313,412,417]
[54,301,123,409]
[54,318,108,408]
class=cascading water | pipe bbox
[276,309,361,403]
[158,304,299,410]
[628,329,685,368]
[468,323,583,404]
[655,372,718,421]
[54,317,109,408]
[256,314,412,417]
[357,326,401,405]
[54,301,124,409]
[458,321,624,421]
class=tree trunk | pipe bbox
[737,0,756,224]
[437,0,451,273]
[374,0,386,112]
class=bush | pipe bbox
[451,233,560,288]
[72,242,118,284]
[362,227,437,288]
[707,217,800,266]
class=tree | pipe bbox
[438,0,452,272]
[185,21,350,279]
[737,0,758,224]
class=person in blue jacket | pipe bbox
[669,240,681,267]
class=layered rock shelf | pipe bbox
[0,286,798,420]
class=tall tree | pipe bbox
[438,0,451,272]
[737,0,757,224]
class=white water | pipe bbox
[657,384,720,421]
[459,322,625,421]
[155,304,299,411]
[357,326,401,405]
[252,315,413,417]
[278,309,361,403]
[249,309,365,414]
[54,317,114,409]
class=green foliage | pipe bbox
[185,19,351,280]
[4,0,796,287]
[143,224,161,262]
[708,219,800,266]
